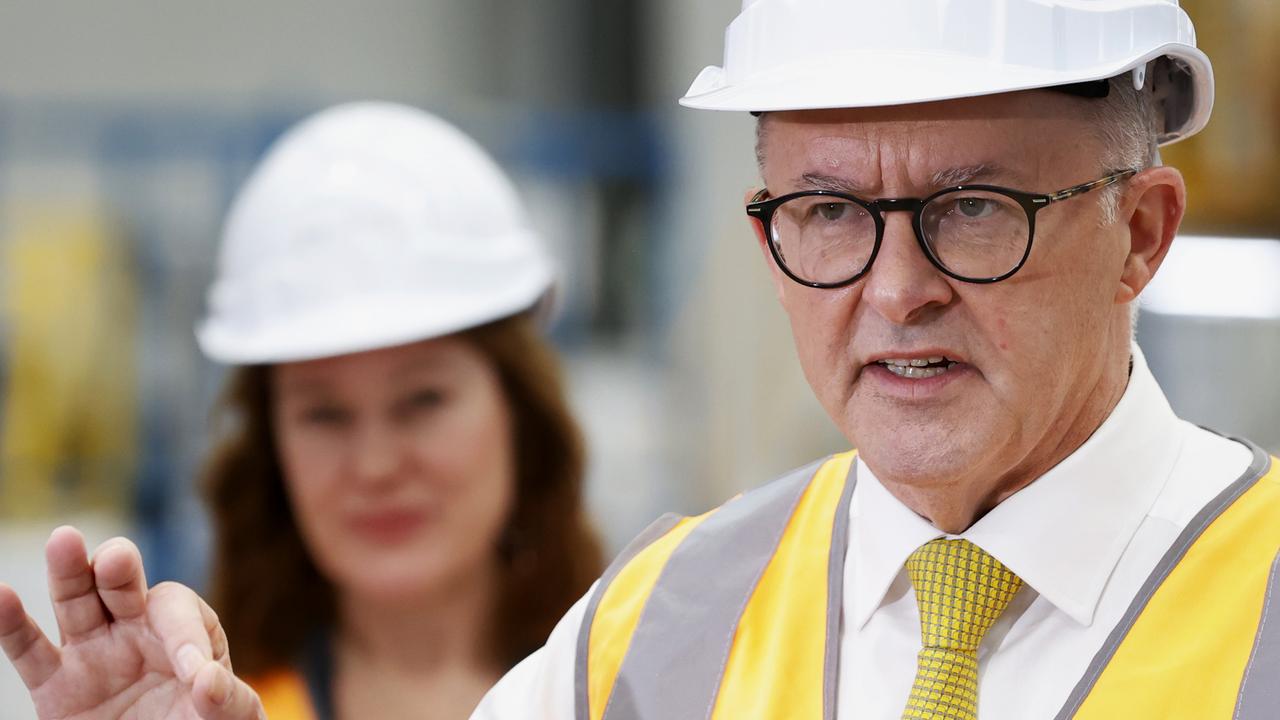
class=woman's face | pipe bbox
[271,335,515,603]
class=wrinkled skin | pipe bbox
[752,92,1184,531]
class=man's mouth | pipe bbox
[875,356,959,379]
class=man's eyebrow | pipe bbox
[931,163,1022,188]
[795,173,869,194]
[793,164,1025,197]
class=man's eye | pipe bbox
[815,202,849,221]
[954,197,996,219]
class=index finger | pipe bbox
[146,581,220,683]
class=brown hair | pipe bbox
[203,313,604,675]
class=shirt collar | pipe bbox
[850,345,1181,629]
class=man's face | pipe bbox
[756,92,1145,505]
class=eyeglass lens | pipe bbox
[769,189,1032,284]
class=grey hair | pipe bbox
[1091,71,1161,224]
[1088,72,1162,339]
[754,115,770,174]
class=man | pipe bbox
[1,1,1276,719]
[480,2,1278,718]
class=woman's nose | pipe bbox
[350,422,403,486]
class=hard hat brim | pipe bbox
[196,261,555,365]
[680,43,1213,146]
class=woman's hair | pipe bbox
[204,313,604,676]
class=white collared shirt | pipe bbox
[473,348,1255,719]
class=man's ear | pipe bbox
[1116,166,1186,304]
[745,188,788,302]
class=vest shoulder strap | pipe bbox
[1062,442,1280,719]
[577,452,857,720]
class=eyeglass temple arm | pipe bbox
[1045,169,1139,203]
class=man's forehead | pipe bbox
[758,92,1092,190]
[764,88,1086,128]
[763,126,1043,193]
[795,163,1032,196]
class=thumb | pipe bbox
[192,662,265,720]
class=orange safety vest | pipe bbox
[577,442,1280,719]
[251,670,320,720]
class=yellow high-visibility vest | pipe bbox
[577,444,1280,720]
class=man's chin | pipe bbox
[856,431,986,490]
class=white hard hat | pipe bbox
[681,0,1214,145]
[197,102,554,365]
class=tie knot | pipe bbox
[906,538,1022,652]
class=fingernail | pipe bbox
[176,644,206,682]
[210,665,233,706]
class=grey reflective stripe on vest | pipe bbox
[575,457,859,720]
[600,458,825,720]
[1234,549,1280,719]
[574,512,685,720]
[1054,439,1272,720]
[823,462,858,719]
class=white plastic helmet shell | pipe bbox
[197,102,554,365]
[681,0,1214,145]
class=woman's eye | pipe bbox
[399,389,446,415]
[301,406,350,426]
[409,389,443,408]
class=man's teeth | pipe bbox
[877,357,958,379]
[881,356,946,368]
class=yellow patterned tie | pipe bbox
[901,538,1023,720]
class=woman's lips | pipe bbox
[346,508,428,544]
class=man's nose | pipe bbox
[860,212,955,324]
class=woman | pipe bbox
[193,102,603,719]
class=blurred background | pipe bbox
[0,1,1274,714]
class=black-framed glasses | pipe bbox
[746,169,1137,287]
